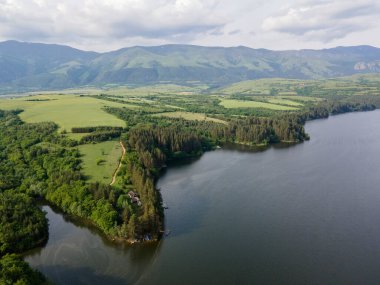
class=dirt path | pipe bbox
[110,141,126,186]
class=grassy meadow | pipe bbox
[217,75,380,97]
[100,83,209,96]
[219,99,299,110]
[0,94,130,132]
[266,98,303,106]
[152,111,227,124]
[217,78,305,95]
[78,141,122,184]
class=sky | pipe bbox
[0,0,379,52]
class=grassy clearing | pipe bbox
[220,99,299,110]
[0,94,131,132]
[153,111,227,124]
[66,133,91,140]
[164,104,184,110]
[266,98,303,106]
[278,91,298,96]
[217,75,380,97]
[78,141,122,184]
[218,78,308,95]
[27,88,104,96]
[102,84,209,96]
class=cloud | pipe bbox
[0,0,379,51]
[0,0,226,48]
[262,0,380,42]
[228,29,241,35]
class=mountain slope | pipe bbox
[0,41,98,90]
[1,41,380,92]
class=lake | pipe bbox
[26,110,380,284]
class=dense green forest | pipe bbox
[0,192,48,255]
[0,254,47,284]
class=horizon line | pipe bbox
[1,39,379,54]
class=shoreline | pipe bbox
[25,107,378,247]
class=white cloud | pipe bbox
[262,0,380,42]
[0,0,225,49]
[0,0,379,51]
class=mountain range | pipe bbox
[1,40,380,93]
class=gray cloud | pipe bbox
[262,0,380,42]
[333,3,380,19]
[0,0,379,51]
[209,28,225,36]
[228,29,241,35]
[0,0,226,45]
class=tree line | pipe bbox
[72,126,124,133]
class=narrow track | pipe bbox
[110,141,126,186]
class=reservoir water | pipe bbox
[26,110,380,284]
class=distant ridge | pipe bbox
[1,41,380,93]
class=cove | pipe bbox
[26,110,380,284]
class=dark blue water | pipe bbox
[26,110,380,284]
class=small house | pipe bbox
[128,191,138,198]
[131,196,142,206]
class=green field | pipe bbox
[220,99,299,110]
[266,98,303,106]
[102,83,209,96]
[78,141,122,184]
[218,78,307,95]
[153,111,227,124]
[217,75,380,97]
[66,132,92,140]
[0,94,132,132]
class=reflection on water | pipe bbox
[25,206,160,285]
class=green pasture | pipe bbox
[218,78,308,95]
[102,84,208,97]
[66,133,91,140]
[78,141,122,184]
[217,75,380,97]
[0,94,131,132]
[220,99,299,110]
[266,98,303,106]
[153,111,227,124]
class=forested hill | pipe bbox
[1,41,380,92]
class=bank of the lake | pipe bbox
[26,110,380,284]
